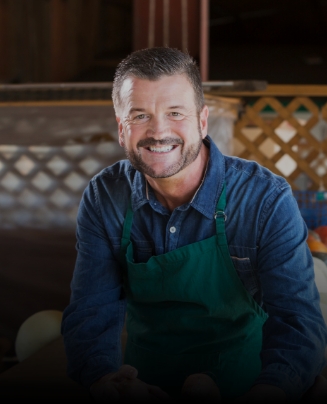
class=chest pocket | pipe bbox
[230,255,262,306]
[132,240,156,263]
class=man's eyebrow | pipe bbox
[168,105,186,109]
[128,107,146,114]
[128,106,186,113]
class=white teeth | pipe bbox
[148,145,174,153]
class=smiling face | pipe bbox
[116,74,209,179]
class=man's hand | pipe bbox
[181,373,221,402]
[233,384,287,403]
[89,364,171,402]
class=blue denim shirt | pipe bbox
[61,136,327,400]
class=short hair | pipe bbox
[112,47,204,114]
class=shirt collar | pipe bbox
[131,169,148,211]
[131,135,225,219]
[190,136,225,219]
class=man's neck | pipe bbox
[145,145,209,212]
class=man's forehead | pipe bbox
[120,74,192,93]
[119,74,195,104]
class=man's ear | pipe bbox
[199,105,209,139]
[116,117,125,147]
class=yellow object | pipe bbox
[15,310,63,362]
[307,239,327,253]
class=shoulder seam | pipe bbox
[226,157,289,190]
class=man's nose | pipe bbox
[146,116,170,137]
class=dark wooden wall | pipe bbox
[0,0,133,83]
[50,0,101,82]
[133,0,200,61]
[0,0,203,84]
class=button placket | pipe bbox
[166,210,185,251]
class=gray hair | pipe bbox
[112,47,204,114]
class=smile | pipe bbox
[147,145,175,153]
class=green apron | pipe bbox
[119,184,268,399]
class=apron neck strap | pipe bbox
[214,183,227,236]
[121,183,227,244]
[120,202,134,266]
[122,202,134,240]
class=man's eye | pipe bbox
[169,112,183,119]
[135,114,146,120]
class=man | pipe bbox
[61,47,327,403]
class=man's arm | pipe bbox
[61,178,171,402]
[253,186,327,400]
[61,179,127,389]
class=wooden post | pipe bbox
[50,0,101,82]
[200,0,209,81]
[0,0,10,82]
[78,0,100,72]
[50,0,69,82]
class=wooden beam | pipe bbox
[0,0,10,81]
[200,0,209,81]
[207,84,327,97]
[0,100,113,107]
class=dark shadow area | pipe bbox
[0,229,77,363]
[209,1,327,84]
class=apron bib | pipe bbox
[119,184,268,399]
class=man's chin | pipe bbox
[126,149,189,178]
[137,166,181,179]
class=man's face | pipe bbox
[116,74,209,178]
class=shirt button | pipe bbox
[170,226,176,233]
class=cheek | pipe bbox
[173,120,199,136]
[122,125,142,145]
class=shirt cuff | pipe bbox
[78,355,120,389]
[252,363,303,400]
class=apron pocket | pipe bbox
[124,340,262,400]
[124,340,221,392]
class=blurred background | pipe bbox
[1,0,327,84]
[1,0,327,372]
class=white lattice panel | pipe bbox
[0,141,125,229]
